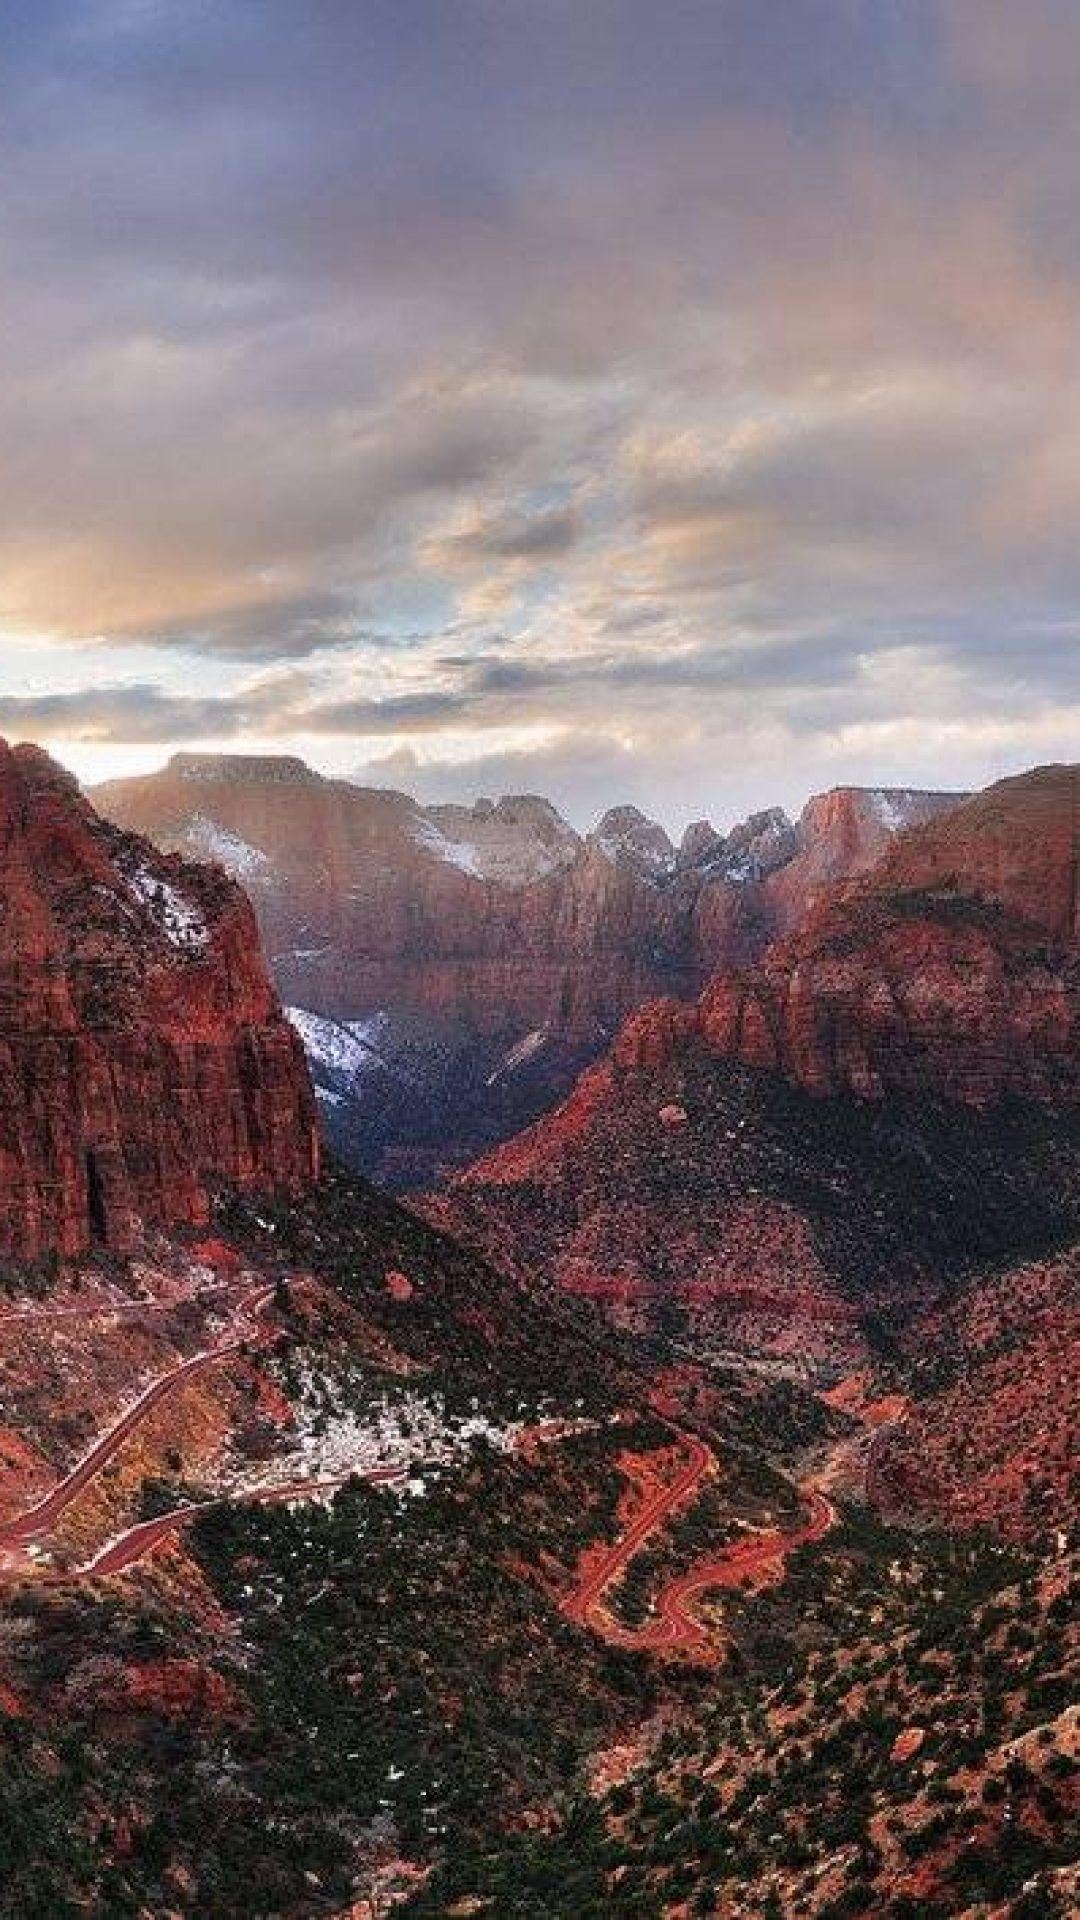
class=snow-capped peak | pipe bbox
[588,805,676,879]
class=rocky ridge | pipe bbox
[94,753,963,1181]
[439,764,1080,1386]
[0,740,317,1259]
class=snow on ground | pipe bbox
[183,813,272,882]
[866,789,937,834]
[486,1026,549,1086]
[273,945,335,965]
[411,803,580,885]
[286,1007,387,1081]
[249,1367,527,1489]
[122,863,210,953]
[592,832,675,878]
[411,819,485,878]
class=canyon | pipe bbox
[439,765,1080,1398]
[94,752,963,1182]
[0,742,1073,1919]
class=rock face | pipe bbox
[438,764,1080,1368]
[760,784,966,938]
[0,742,317,1260]
[871,1243,1080,1541]
[697,765,1080,1108]
[96,757,693,1044]
[94,753,964,1182]
[588,804,677,879]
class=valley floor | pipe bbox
[0,1172,1075,1918]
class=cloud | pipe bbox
[298,688,469,734]
[426,502,580,568]
[4,3,1080,822]
[0,684,246,744]
[138,591,366,660]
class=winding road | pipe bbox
[0,1269,424,1580]
[562,1437,713,1629]
[0,1287,276,1555]
[1,1265,835,1630]
[562,1434,836,1658]
[0,1279,576,1581]
[82,1461,411,1576]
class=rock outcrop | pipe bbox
[94,753,964,1181]
[871,1242,1080,1541]
[759,784,966,937]
[588,804,677,879]
[438,764,1080,1367]
[0,742,317,1260]
[697,765,1080,1107]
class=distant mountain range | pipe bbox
[94,752,964,1183]
[436,763,1080,1541]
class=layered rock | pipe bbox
[759,784,966,938]
[697,764,1080,1107]
[440,764,1080,1369]
[588,804,676,879]
[96,757,695,1043]
[0,742,317,1260]
[871,1243,1080,1541]
[94,753,964,1182]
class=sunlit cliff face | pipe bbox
[2,1,1079,824]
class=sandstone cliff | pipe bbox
[439,764,1080,1370]
[0,742,317,1259]
[759,783,966,938]
[696,764,1080,1107]
[94,753,962,1181]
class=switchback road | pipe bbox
[563,1435,836,1658]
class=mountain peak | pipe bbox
[589,804,675,878]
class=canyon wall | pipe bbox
[0,742,318,1259]
[94,753,964,1180]
[438,765,1080,1368]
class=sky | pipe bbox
[1,0,1078,831]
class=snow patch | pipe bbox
[184,813,272,882]
[123,863,210,954]
[411,819,485,878]
[262,1369,526,1488]
[411,803,580,885]
[486,1027,549,1087]
[867,789,925,834]
[286,1007,387,1081]
[593,832,674,879]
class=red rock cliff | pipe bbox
[93,754,966,1182]
[440,766,1080,1369]
[760,784,967,940]
[93,758,968,1046]
[0,742,318,1259]
[698,764,1080,1107]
